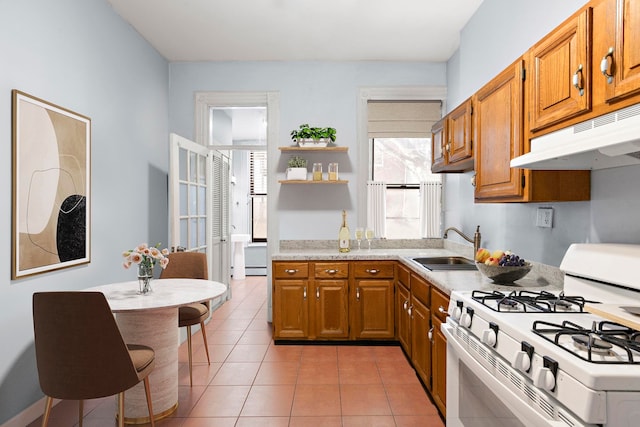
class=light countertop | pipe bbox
[272,247,564,296]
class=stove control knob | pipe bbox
[533,367,556,391]
[451,300,464,321]
[481,329,497,347]
[460,312,472,328]
[451,306,462,321]
[512,351,531,372]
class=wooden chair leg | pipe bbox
[78,400,84,427]
[200,321,210,365]
[117,392,125,427]
[186,325,193,386]
[143,376,155,427]
[41,396,53,427]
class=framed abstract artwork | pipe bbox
[11,90,91,279]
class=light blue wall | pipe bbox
[0,0,168,423]
[169,62,447,239]
[444,0,640,265]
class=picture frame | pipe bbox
[11,90,91,279]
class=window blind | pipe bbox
[368,101,442,138]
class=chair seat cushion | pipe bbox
[126,344,155,372]
[179,303,209,326]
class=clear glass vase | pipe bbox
[137,262,153,294]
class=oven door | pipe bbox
[442,321,593,427]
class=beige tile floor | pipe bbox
[28,276,445,426]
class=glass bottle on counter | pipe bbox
[338,210,351,253]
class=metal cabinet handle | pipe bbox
[572,64,584,96]
[601,47,614,84]
[438,306,448,315]
[285,269,298,274]
[325,269,339,274]
[303,287,307,299]
[316,287,320,299]
[403,300,409,310]
[445,142,451,152]
[428,327,434,342]
[365,269,379,275]
[407,305,413,317]
[356,287,361,301]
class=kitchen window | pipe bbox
[368,101,442,239]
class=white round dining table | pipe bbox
[87,278,227,423]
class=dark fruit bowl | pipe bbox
[475,262,532,284]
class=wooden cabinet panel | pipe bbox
[431,118,447,172]
[529,9,591,131]
[430,287,449,416]
[353,261,394,278]
[314,280,349,339]
[601,0,640,101]
[431,99,473,173]
[273,279,309,339]
[411,273,430,307]
[432,316,447,416]
[474,59,525,201]
[352,279,395,339]
[396,281,411,354]
[411,296,432,390]
[448,99,474,164]
[274,262,309,278]
[314,262,349,278]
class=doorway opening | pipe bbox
[209,106,268,276]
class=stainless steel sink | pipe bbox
[412,256,477,271]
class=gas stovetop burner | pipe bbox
[471,290,592,313]
[533,319,640,364]
[572,334,613,354]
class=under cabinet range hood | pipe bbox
[511,103,640,170]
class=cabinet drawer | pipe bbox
[353,261,394,278]
[411,274,430,306]
[396,263,410,289]
[431,287,450,322]
[274,262,309,279]
[314,262,349,278]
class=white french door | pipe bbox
[168,133,230,294]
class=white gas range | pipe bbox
[443,244,640,427]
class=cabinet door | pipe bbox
[273,280,309,338]
[529,9,591,131]
[314,280,349,339]
[430,287,449,416]
[602,0,640,101]
[410,296,431,390]
[396,282,411,353]
[447,99,473,164]
[432,316,447,417]
[352,279,395,339]
[431,118,447,172]
[474,59,525,201]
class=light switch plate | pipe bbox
[536,207,553,228]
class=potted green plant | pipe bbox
[286,155,308,180]
[290,124,337,147]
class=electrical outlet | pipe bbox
[536,207,553,228]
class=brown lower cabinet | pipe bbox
[273,260,448,416]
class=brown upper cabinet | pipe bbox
[431,98,473,173]
[474,59,526,201]
[528,8,591,132]
[597,0,640,103]
[474,58,591,202]
[530,0,640,136]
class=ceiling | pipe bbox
[106,0,484,62]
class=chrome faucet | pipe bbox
[443,225,481,255]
